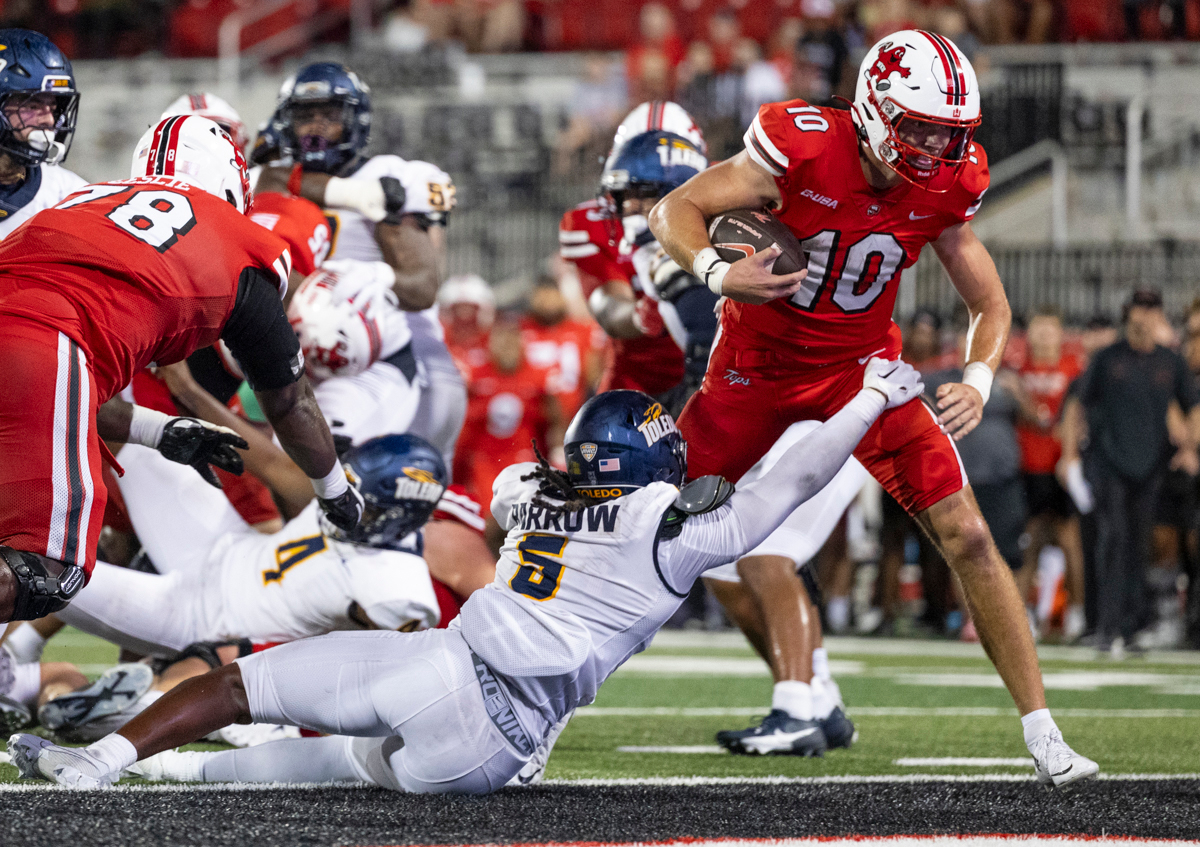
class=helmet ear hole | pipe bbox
[225,189,237,208]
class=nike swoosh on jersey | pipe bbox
[858,347,888,364]
[910,212,935,220]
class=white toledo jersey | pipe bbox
[325,154,455,340]
[0,163,85,239]
[456,465,685,725]
[205,502,440,643]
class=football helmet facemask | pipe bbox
[131,115,251,214]
[0,29,79,166]
[273,62,372,174]
[850,30,981,193]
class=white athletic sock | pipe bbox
[772,680,814,721]
[812,647,831,682]
[9,661,41,707]
[1021,708,1059,749]
[86,733,138,775]
[5,624,47,664]
[811,677,836,720]
[202,735,364,784]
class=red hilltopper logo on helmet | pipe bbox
[870,44,910,82]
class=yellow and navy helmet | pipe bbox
[0,29,79,166]
[326,434,447,550]
[564,390,687,499]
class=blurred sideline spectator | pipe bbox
[412,0,525,53]
[1015,308,1087,643]
[440,273,496,375]
[519,275,605,422]
[453,318,566,518]
[552,53,626,176]
[1064,289,1200,656]
[626,2,686,103]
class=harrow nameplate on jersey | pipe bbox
[509,502,621,534]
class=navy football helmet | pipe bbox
[599,130,706,214]
[0,29,79,166]
[564,390,687,499]
[273,62,371,174]
[325,433,448,550]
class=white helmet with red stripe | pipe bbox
[851,30,980,193]
[159,92,249,151]
[130,115,251,213]
[606,101,706,173]
[287,266,391,382]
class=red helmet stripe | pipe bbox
[919,31,965,107]
[649,100,664,130]
[188,93,207,111]
[147,115,185,177]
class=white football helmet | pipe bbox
[130,115,251,213]
[438,273,495,328]
[850,30,980,193]
[605,101,706,174]
[160,92,249,151]
[288,267,392,382]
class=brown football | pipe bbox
[707,208,807,276]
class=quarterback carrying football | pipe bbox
[650,30,1098,786]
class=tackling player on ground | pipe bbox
[7,359,924,792]
[649,30,1097,786]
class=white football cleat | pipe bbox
[125,749,209,783]
[38,663,154,733]
[1029,729,1099,789]
[7,733,118,789]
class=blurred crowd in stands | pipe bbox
[7,0,1198,61]
[439,264,1200,656]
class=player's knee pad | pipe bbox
[171,638,255,671]
[0,547,86,621]
[797,562,824,611]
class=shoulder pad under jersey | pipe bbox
[658,475,735,540]
[675,475,735,514]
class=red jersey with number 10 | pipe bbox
[728,100,990,364]
[0,177,291,402]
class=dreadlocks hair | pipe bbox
[520,440,604,515]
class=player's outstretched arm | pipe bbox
[666,360,923,587]
[375,217,441,311]
[648,152,807,305]
[931,222,1012,441]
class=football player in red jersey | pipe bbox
[558,101,706,398]
[1016,307,1086,640]
[0,116,361,625]
[651,31,1098,786]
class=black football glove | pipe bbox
[380,176,407,225]
[318,486,365,533]
[157,418,249,489]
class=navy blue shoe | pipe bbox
[819,706,857,749]
[716,709,827,757]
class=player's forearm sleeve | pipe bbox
[662,391,884,588]
[222,268,303,391]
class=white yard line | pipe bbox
[617,745,727,754]
[893,758,1033,767]
[575,706,1200,718]
[646,632,1200,665]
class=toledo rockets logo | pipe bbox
[870,44,910,84]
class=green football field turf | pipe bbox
[4,627,1199,783]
